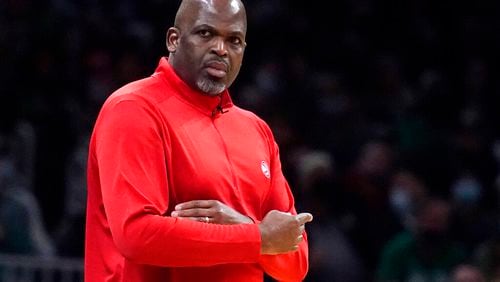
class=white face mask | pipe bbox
[389,187,412,219]
[451,176,482,206]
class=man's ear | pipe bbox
[166,27,180,53]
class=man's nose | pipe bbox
[212,38,228,56]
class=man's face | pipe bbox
[168,1,247,95]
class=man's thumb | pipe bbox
[296,212,313,224]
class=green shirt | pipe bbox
[376,231,467,282]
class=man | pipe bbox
[84,0,313,281]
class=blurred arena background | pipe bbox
[1,0,500,281]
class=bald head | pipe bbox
[166,0,248,95]
[174,0,247,32]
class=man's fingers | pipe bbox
[175,200,215,210]
[295,212,313,225]
[171,216,210,223]
[171,208,208,217]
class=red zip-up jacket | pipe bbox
[84,57,309,281]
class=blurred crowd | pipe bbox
[1,0,500,281]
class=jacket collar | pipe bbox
[153,57,233,117]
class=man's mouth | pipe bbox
[205,61,228,78]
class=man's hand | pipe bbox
[259,210,313,255]
[171,200,253,224]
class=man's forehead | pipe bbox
[192,0,246,31]
[197,0,244,16]
[176,0,246,34]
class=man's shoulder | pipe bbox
[105,75,169,106]
[111,76,161,98]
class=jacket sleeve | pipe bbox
[257,128,310,282]
[94,97,262,266]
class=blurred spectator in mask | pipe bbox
[376,197,467,282]
[388,169,429,229]
[449,171,496,254]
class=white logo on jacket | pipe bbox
[261,161,271,179]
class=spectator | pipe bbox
[449,171,496,255]
[388,169,429,229]
[296,149,366,281]
[341,140,400,273]
[0,129,55,256]
[376,197,467,282]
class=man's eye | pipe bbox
[198,30,211,37]
[230,37,243,46]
